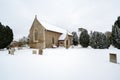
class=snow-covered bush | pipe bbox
[90,31,110,49]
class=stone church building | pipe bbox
[29,16,73,49]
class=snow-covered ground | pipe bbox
[0,46,120,80]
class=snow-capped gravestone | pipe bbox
[110,53,117,63]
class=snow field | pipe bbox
[0,46,120,80]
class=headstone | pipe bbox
[8,48,15,55]
[32,50,37,54]
[110,53,117,63]
[39,49,43,55]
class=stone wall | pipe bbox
[45,30,61,48]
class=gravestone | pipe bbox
[110,53,117,63]
[39,49,43,55]
[8,48,15,55]
[32,50,37,54]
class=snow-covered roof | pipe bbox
[40,21,73,40]
[35,17,72,36]
[59,33,66,40]
[40,21,65,34]
[34,17,72,40]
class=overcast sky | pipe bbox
[0,0,120,40]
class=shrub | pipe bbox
[90,31,110,49]
[0,22,13,49]
[79,30,89,47]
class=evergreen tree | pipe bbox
[112,16,120,49]
[105,31,112,45]
[90,31,110,49]
[0,22,13,49]
[72,32,78,46]
[79,30,89,47]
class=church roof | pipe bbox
[34,16,72,36]
[40,21,66,34]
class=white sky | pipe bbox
[0,0,120,40]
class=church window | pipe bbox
[34,29,38,42]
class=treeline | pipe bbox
[72,16,120,49]
[1,16,120,49]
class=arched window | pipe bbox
[34,29,38,42]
